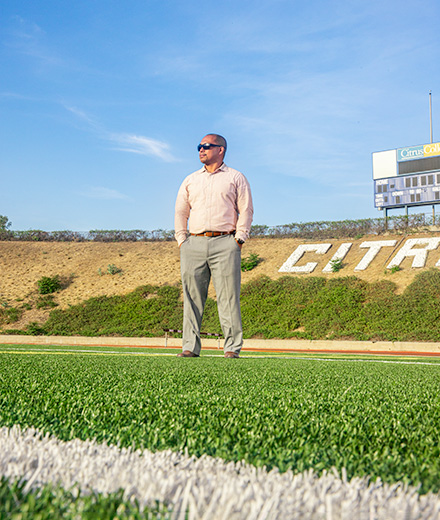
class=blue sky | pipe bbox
[1,0,439,232]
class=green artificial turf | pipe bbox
[1,353,440,494]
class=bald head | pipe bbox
[205,134,227,154]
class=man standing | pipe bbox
[174,134,254,358]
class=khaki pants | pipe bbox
[180,234,243,355]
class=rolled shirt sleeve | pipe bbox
[234,173,254,243]
[174,179,191,246]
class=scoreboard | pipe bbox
[372,142,440,210]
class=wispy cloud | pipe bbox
[82,186,130,200]
[108,133,177,162]
[64,105,178,162]
[64,105,102,130]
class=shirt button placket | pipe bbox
[207,173,213,231]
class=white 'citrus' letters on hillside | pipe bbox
[354,240,397,271]
[278,237,440,273]
[387,238,440,269]
[279,244,332,273]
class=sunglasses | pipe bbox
[197,143,221,152]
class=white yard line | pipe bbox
[1,426,440,520]
[0,347,173,356]
[291,356,440,366]
[1,346,440,365]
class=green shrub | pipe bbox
[98,265,123,276]
[241,253,261,272]
[25,322,47,335]
[107,264,123,275]
[43,284,183,337]
[0,304,22,325]
[329,258,344,272]
[36,295,58,309]
[37,275,62,295]
[302,277,367,338]
[241,276,325,338]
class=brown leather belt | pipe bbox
[191,231,235,237]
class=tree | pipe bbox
[0,215,11,231]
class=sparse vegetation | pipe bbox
[107,264,123,275]
[98,264,123,276]
[385,265,402,275]
[36,295,58,309]
[241,253,261,272]
[0,303,22,325]
[329,258,344,272]
[37,275,62,295]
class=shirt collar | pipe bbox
[201,162,227,174]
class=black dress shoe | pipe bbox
[177,350,199,357]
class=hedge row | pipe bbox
[0,214,438,242]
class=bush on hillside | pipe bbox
[37,275,62,295]
[41,284,184,337]
[9,269,438,341]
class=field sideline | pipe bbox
[1,342,440,365]
[1,333,440,356]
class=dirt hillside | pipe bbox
[1,233,440,330]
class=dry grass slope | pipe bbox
[1,232,440,330]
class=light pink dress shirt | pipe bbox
[174,163,254,246]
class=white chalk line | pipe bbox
[291,356,440,366]
[1,346,440,365]
[1,426,440,520]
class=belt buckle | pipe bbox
[201,231,229,237]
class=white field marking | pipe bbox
[289,356,440,366]
[1,426,440,520]
[241,356,440,365]
[1,347,440,364]
[0,348,237,357]
[0,348,174,356]
[0,347,240,358]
